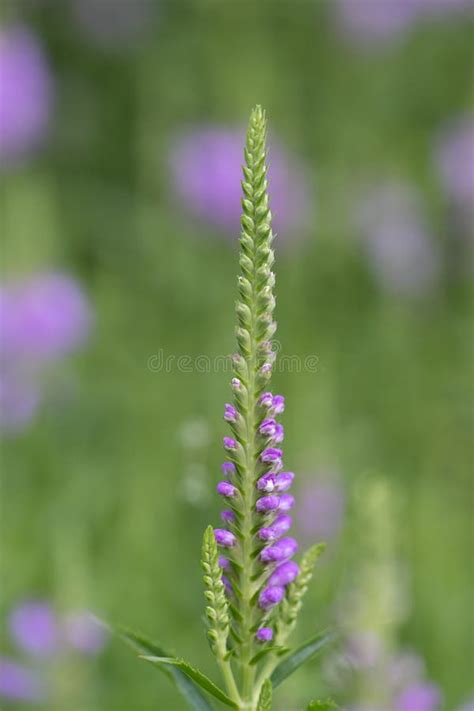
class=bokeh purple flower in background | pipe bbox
[0,273,91,362]
[298,473,345,543]
[394,681,442,711]
[0,272,92,434]
[71,0,155,50]
[355,182,441,298]
[0,599,108,706]
[333,0,473,47]
[63,611,107,654]
[0,375,41,435]
[170,126,311,240]
[435,114,474,211]
[8,601,59,657]
[0,659,45,704]
[333,0,420,45]
[0,26,54,166]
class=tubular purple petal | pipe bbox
[256,495,280,513]
[275,471,294,491]
[231,377,241,390]
[260,448,283,470]
[259,586,285,609]
[221,575,233,595]
[224,403,237,422]
[268,560,299,587]
[259,391,273,408]
[278,493,295,511]
[217,481,237,497]
[258,514,293,541]
[218,555,230,569]
[273,423,284,443]
[259,418,277,437]
[214,528,236,547]
[221,510,236,524]
[257,473,276,492]
[255,627,273,642]
[221,461,236,477]
[223,436,238,451]
[260,536,298,563]
[271,395,285,414]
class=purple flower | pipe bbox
[0,273,92,362]
[259,391,274,408]
[278,494,295,511]
[435,114,474,209]
[273,423,284,443]
[259,418,277,437]
[333,0,420,46]
[258,514,293,541]
[217,481,237,498]
[63,612,107,655]
[218,556,230,570]
[231,377,241,390]
[0,375,40,434]
[394,682,442,711]
[0,27,54,166]
[71,0,155,50]
[268,561,299,587]
[260,448,283,466]
[221,509,236,524]
[221,462,236,477]
[214,529,236,547]
[355,182,441,297]
[255,627,273,642]
[0,658,45,702]
[222,575,233,595]
[260,363,272,375]
[224,403,237,423]
[256,495,280,513]
[260,537,298,563]
[257,472,276,492]
[170,126,310,240]
[271,395,285,414]
[274,471,294,491]
[8,601,59,657]
[259,586,285,610]
[223,436,238,451]
[299,477,345,542]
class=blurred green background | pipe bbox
[1,1,473,709]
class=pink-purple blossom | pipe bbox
[268,560,299,587]
[255,627,273,642]
[0,658,45,703]
[355,182,441,298]
[170,126,310,240]
[8,601,59,657]
[0,26,54,166]
[394,682,442,711]
[258,585,285,610]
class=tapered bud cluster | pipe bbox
[209,106,300,648]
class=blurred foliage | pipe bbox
[1,0,473,709]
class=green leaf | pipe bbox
[303,701,339,710]
[140,656,238,709]
[109,625,214,711]
[256,679,272,711]
[270,630,335,688]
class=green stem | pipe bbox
[218,656,242,706]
